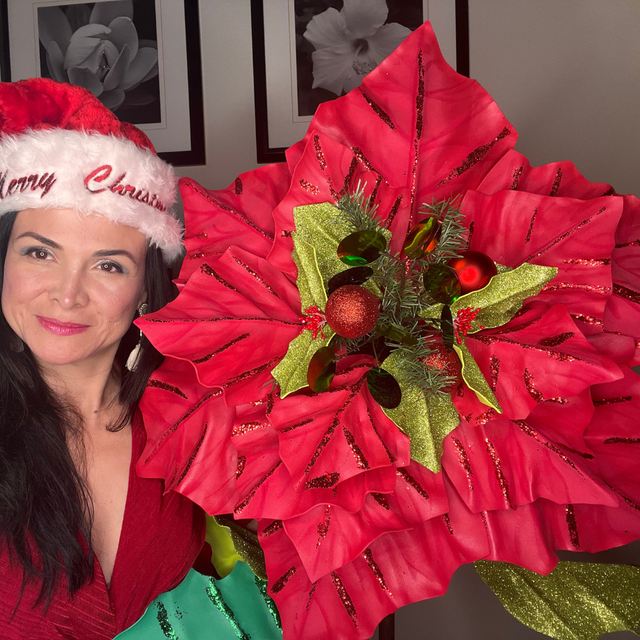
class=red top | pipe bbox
[0,413,205,639]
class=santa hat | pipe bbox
[0,78,182,262]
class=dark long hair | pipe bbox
[0,211,175,605]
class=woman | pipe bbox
[0,79,238,639]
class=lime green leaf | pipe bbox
[272,326,334,398]
[452,262,558,332]
[291,237,329,311]
[214,515,268,581]
[453,342,501,412]
[206,515,243,578]
[476,560,640,640]
[380,350,460,472]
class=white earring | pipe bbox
[126,303,149,372]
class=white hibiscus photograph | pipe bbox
[295,0,423,116]
[37,0,161,124]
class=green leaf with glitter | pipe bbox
[272,328,335,398]
[380,349,460,472]
[453,342,501,412]
[452,262,558,331]
[475,560,640,640]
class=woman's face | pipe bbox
[2,208,147,371]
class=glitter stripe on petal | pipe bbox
[489,355,500,393]
[235,461,282,515]
[343,425,370,470]
[538,332,575,347]
[510,166,523,190]
[485,437,512,509]
[384,194,404,229]
[156,602,178,640]
[613,283,640,305]
[147,379,188,399]
[232,256,282,299]
[205,578,251,640]
[524,208,538,243]
[270,567,297,595]
[562,257,611,266]
[359,90,396,130]
[193,333,251,364]
[316,505,331,549]
[299,179,320,195]
[565,504,580,549]
[451,436,474,490]
[232,421,269,437]
[549,167,563,196]
[362,547,391,593]
[593,396,633,406]
[603,437,640,444]
[170,422,209,489]
[304,472,341,490]
[331,572,358,628]
[396,467,430,500]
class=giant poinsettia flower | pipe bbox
[137,22,640,640]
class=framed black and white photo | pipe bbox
[1,0,204,166]
[251,0,468,164]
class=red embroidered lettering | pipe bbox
[40,173,56,197]
[7,179,17,196]
[84,166,112,193]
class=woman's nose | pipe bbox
[48,268,89,309]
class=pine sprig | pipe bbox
[337,183,382,232]
[392,341,459,397]
[420,197,468,262]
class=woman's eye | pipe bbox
[28,248,52,260]
[97,261,124,274]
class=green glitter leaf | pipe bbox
[453,342,501,412]
[476,560,640,640]
[272,328,335,399]
[380,349,460,472]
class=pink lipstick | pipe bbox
[37,316,90,336]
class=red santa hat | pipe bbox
[0,77,182,262]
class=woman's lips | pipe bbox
[37,316,90,336]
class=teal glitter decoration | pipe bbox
[206,577,252,640]
[156,602,178,640]
[254,576,282,631]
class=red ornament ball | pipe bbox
[448,250,497,294]
[325,285,381,338]
[423,343,462,388]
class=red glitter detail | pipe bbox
[331,572,358,628]
[565,504,580,548]
[485,438,512,508]
[280,418,314,434]
[556,443,594,460]
[593,395,633,407]
[451,436,474,490]
[144,390,222,463]
[300,305,327,340]
[170,422,208,489]
[542,282,610,295]
[371,493,390,510]
[563,257,611,266]
[454,307,483,344]
[384,194,404,229]
[457,383,465,398]
[514,420,583,476]
[304,378,366,475]
[313,134,326,170]
[195,231,208,240]
[343,425,370,469]
[470,333,580,363]
[147,379,188,399]
[351,146,376,172]
[234,176,243,195]
[409,50,426,222]
[362,548,390,593]
[605,482,640,512]
[549,167,563,196]
[305,582,318,611]
[524,208,538,244]
[235,461,282,514]
[200,263,237,290]
[524,368,544,403]
[443,513,454,535]
[316,505,332,549]
[186,250,222,260]
[436,126,511,187]
[281,230,293,238]
[233,256,281,298]
[343,156,359,195]
[510,166,523,190]
[475,408,497,426]
[615,239,640,249]
[236,455,246,479]
[370,173,384,203]
[270,567,296,595]
[538,332,574,347]
[232,421,269,437]
[489,356,500,392]
[222,357,282,390]
[467,221,475,249]
[183,178,274,240]
[262,520,283,537]
[396,467,430,500]
[304,472,340,490]
[366,406,396,463]
[525,207,607,261]
[359,90,396,130]
[570,313,603,327]
[603,437,640,444]
[299,178,320,195]
[193,333,250,364]
[613,283,640,305]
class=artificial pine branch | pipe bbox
[337,182,382,232]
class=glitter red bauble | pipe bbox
[423,343,462,388]
[448,250,497,294]
[325,285,381,339]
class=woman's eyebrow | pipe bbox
[15,231,62,249]
[93,249,138,264]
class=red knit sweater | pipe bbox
[0,413,205,639]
